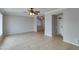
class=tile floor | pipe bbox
[0,32,79,50]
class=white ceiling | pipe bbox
[0,8,58,16]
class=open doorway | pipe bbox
[37,16,45,34]
[52,13,63,38]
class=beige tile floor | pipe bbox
[0,32,79,50]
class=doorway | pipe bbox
[52,13,63,37]
[37,16,45,34]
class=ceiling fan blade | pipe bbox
[25,8,40,16]
[34,12,38,15]
[34,11,40,15]
[35,11,40,13]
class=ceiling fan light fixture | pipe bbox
[26,8,40,16]
[29,12,35,16]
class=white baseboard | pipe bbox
[63,40,79,46]
[45,33,52,37]
[4,31,35,36]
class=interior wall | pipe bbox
[63,9,79,46]
[45,9,64,37]
[3,15,35,35]
[0,13,3,36]
[45,13,52,37]
[34,16,38,32]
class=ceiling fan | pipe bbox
[25,8,40,16]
